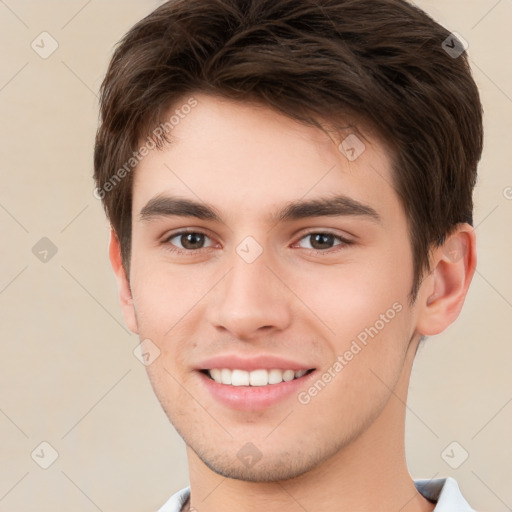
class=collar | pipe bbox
[158,477,475,511]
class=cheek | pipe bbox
[129,254,209,334]
[289,253,415,399]
[129,257,216,389]
[292,257,410,339]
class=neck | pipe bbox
[184,340,435,512]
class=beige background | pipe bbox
[0,1,511,510]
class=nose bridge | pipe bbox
[227,249,271,301]
[207,241,291,337]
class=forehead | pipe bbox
[132,94,399,224]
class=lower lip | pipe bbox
[197,370,316,411]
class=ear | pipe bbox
[415,223,476,336]
[109,228,139,334]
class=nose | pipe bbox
[206,247,292,340]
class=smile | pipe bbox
[203,368,315,386]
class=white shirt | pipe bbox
[158,477,475,511]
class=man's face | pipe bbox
[123,94,423,481]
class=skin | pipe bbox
[110,93,476,512]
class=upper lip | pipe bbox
[195,354,316,372]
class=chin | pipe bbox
[188,441,333,483]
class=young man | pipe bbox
[94,0,483,510]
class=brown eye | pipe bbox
[166,232,214,251]
[180,233,205,249]
[310,233,335,250]
[297,233,347,251]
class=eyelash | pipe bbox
[162,229,353,256]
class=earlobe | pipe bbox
[108,229,139,334]
[416,224,476,337]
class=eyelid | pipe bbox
[163,228,217,252]
[163,227,213,241]
[292,230,353,250]
[162,228,354,254]
[296,228,353,239]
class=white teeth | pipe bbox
[231,369,250,386]
[249,369,268,387]
[220,368,232,385]
[207,368,311,386]
[282,369,295,382]
[210,368,222,382]
[268,369,283,385]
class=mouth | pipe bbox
[200,368,315,386]
[195,354,318,410]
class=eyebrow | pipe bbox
[140,196,222,222]
[276,195,381,223]
[139,194,381,224]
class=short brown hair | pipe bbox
[94,0,483,301]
